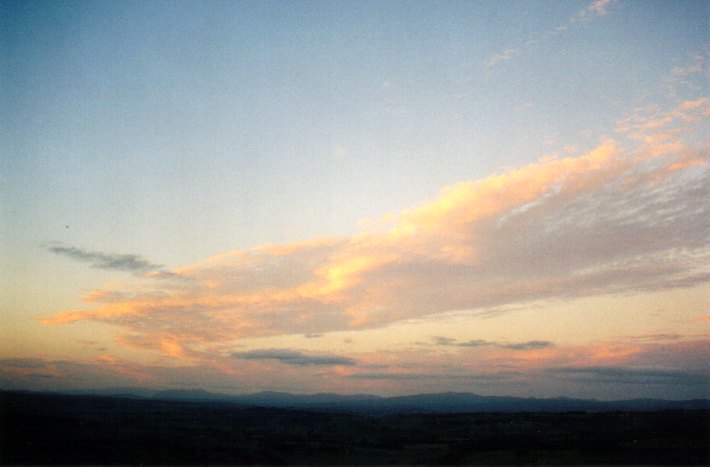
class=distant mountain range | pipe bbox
[48,388,710,414]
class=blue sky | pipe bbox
[1,0,709,398]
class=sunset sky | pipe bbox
[2,0,709,399]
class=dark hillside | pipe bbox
[1,390,708,465]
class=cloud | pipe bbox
[621,333,682,342]
[615,97,710,145]
[41,97,710,359]
[0,357,205,392]
[670,53,706,80]
[347,371,517,382]
[432,336,457,346]
[458,339,492,347]
[0,358,47,369]
[342,338,709,397]
[485,48,519,68]
[431,337,553,350]
[47,243,162,273]
[485,0,617,68]
[2,338,706,398]
[665,50,709,97]
[578,0,615,20]
[233,349,357,366]
[501,341,554,350]
[549,366,708,386]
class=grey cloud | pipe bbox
[458,339,493,347]
[349,372,425,381]
[233,349,357,366]
[348,371,519,382]
[501,341,553,350]
[432,336,457,346]
[0,358,245,394]
[0,358,47,369]
[431,337,553,350]
[47,244,161,273]
[623,333,683,342]
[549,366,708,386]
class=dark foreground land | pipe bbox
[1,391,708,465]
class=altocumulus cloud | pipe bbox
[233,349,357,366]
[47,243,162,273]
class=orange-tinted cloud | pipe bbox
[41,99,710,359]
[616,97,710,145]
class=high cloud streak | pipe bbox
[42,99,710,357]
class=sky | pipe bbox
[1,0,709,400]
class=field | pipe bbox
[1,391,708,465]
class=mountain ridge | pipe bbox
[9,387,708,414]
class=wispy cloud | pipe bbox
[484,48,519,68]
[233,349,357,366]
[47,243,162,273]
[486,0,618,68]
[577,0,616,20]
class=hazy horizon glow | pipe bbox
[2,0,708,399]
